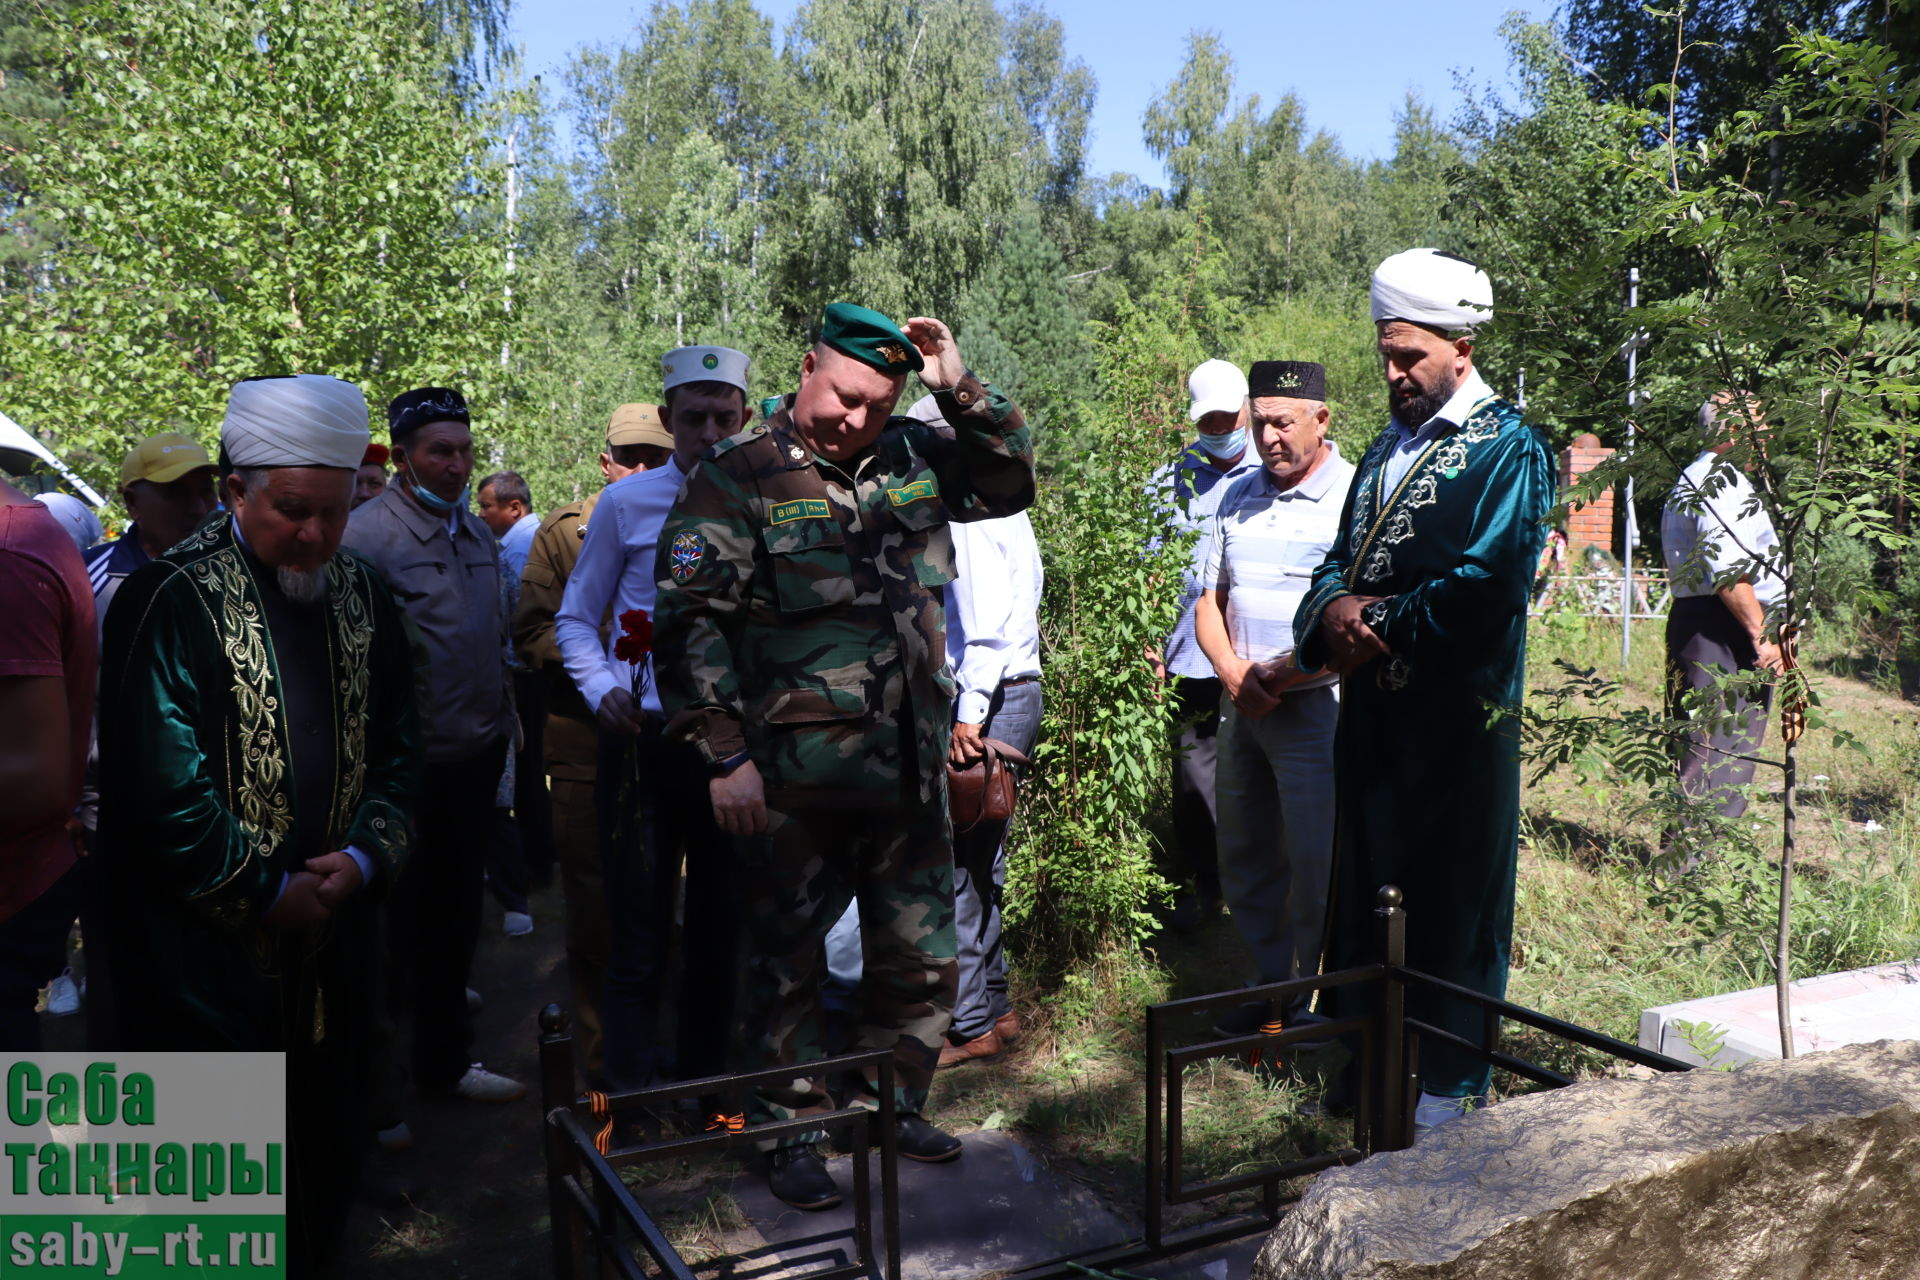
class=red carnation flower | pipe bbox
[614,609,653,664]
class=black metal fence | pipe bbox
[540,885,1696,1279]
[539,1015,902,1280]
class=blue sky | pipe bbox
[508,0,1545,185]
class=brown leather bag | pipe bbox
[946,738,1033,833]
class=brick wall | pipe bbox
[1559,432,1615,554]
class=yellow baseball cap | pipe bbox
[120,433,216,490]
[606,403,672,450]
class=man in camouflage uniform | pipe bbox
[654,303,1034,1210]
[512,402,671,1083]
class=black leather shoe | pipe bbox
[894,1114,962,1163]
[767,1146,841,1210]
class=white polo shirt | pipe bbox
[1204,443,1355,674]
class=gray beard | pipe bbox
[277,563,330,605]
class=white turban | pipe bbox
[221,374,369,470]
[1370,248,1494,332]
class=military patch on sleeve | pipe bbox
[668,530,707,583]
[769,498,832,525]
[886,478,938,507]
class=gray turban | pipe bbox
[222,375,369,469]
[1370,248,1494,332]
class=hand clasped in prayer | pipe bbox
[1321,594,1392,676]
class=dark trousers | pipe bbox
[1170,676,1222,901]
[484,807,530,916]
[549,712,610,1083]
[513,670,554,883]
[389,736,507,1092]
[595,725,737,1090]
[1667,595,1774,821]
[0,862,81,1051]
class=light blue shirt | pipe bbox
[554,458,687,715]
[499,510,541,584]
[1153,442,1263,680]
[1204,443,1354,679]
[946,512,1044,725]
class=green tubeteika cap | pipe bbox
[819,302,924,375]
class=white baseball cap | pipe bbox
[1187,359,1247,423]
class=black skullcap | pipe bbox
[1248,361,1327,402]
[387,386,470,440]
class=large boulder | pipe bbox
[1252,1039,1920,1279]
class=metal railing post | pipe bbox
[538,1004,582,1279]
[1144,1003,1164,1252]
[1369,886,1411,1152]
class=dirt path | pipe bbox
[348,878,572,1277]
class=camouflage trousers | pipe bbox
[734,797,957,1146]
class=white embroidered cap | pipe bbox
[662,346,751,397]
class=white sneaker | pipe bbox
[503,911,534,937]
[376,1121,415,1151]
[466,987,483,1012]
[1413,1090,1486,1137]
[44,969,82,1017]
[451,1063,526,1103]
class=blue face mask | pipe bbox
[405,474,469,516]
[1196,428,1247,461]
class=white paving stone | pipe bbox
[1639,959,1920,1067]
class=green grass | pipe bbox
[958,610,1920,1199]
[551,610,1920,1257]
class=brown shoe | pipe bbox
[993,1012,1022,1047]
[937,1028,1004,1068]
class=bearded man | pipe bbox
[96,374,420,1265]
[1293,250,1554,1135]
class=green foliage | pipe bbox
[953,203,1089,446]
[0,0,75,274]
[1508,10,1920,1053]
[1007,255,1232,966]
[0,0,507,492]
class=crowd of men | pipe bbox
[0,246,1789,1273]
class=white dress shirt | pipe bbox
[555,458,687,716]
[946,511,1044,725]
[1661,450,1786,607]
[1381,368,1498,493]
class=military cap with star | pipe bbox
[819,302,924,375]
[1248,361,1327,402]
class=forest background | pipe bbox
[2,0,1917,994]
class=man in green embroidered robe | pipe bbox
[97,374,419,1267]
[1294,250,1554,1132]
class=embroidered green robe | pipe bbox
[96,515,419,1051]
[1295,395,1553,1097]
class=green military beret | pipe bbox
[819,302,924,375]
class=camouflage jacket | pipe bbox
[653,372,1034,805]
